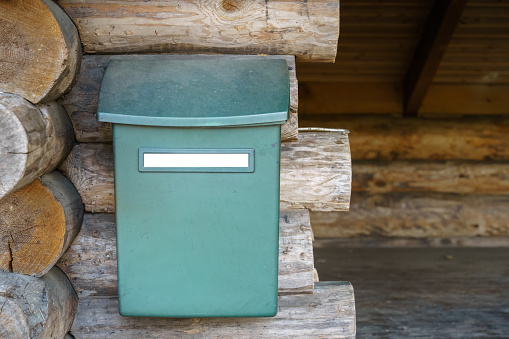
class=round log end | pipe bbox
[0,172,83,277]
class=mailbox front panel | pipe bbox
[113,124,281,318]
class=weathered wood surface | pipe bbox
[311,192,509,238]
[0,172,83,277]
[0,267,78,339]
[59,131,351,213]
[314,237,509,248]
[0,93,74,200]
[300,115,509,161]
[0,0,81,103]
[58,54,299,143]
[352,160,509,194]
[58,210,314,297]
[69,282,355,338]
[56,0,339,62]
[315,246,509,338]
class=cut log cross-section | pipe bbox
[56,0,340,62]
[0,267,78,339]
[0,171,83,277]
[0,93,74,200]
[59,131,351,213]
[0,0,81,103]
[58,54,299,143]
[58,210,315,297]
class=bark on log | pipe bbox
[58,54,299,143]
[353,160,509,195]
[58,210,314,298]
[0,267,78,339]
[59,132,351,213]
[311,192,509,238]
[69,282,355,338]
[0,0,81,103]
[56,0,339,62]
[0,172,83,277]
[0,93,74,200]
[300,115,509,161]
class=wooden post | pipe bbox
[0,267,78,338]
[0,172,83,277]
[0,0,81,103]
[0,93,74,200]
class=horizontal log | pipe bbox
[69,282,355,338]
[0,267,78,339]
[352,160,509,194]
[58,54,298,143]
[59,131,351,213]
[0,0,81,103]
[300,115,509,161]
[0,172,83,277]
[311,192,509,238]
[56,0,339,62]
[314,237,509,248]
[58,210,314,297]
[0,93,74,199]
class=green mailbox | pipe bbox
[97,56,290,318]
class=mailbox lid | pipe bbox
[97,56,290,127]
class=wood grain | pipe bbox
[0,172,83,277]
[59,131,351,213]
[311,192,509,238]
[0,0,81,103]
[300,115,509,161]
[0,267,78,339]
[58,54,299,143]
[352,160,509,195]
[56,0,339,62]
[0,93,74,200]
[69,282,355,338]
[58,210,315,297]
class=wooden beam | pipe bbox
[69,282,355,338]
[59,132,351,213]
[58,55,299,143]
[56,0,340,62]
[403,0,468,116]
[0,0,81,103]
[57,210,315,297]
[311,192,509,238]
[299,115,509,161]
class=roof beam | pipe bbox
[403,0,468,116]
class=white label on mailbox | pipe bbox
[143,153,250,168]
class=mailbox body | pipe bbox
[98,56,289,318]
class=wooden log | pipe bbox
[56,0,339,62]
[299,115,509,161]
[311,192,509,238]
[352,160,509,195]
[0,0,81,103]
[0,172,83,277]
[58,54,299,143]
[0,93,74,200]
[69,282,355,338]
[59,132,351,213]
[58,210,314,297]
[0,267,78,339]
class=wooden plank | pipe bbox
[59,131,351,213]
[299,115,509,160]
[55,0,339,62]
[58,55,299,143]
[352,160,509,195]
[403,0,468,116]
[311,192,509,238]
[69,282,355,338]
[57,210,315,297]
[314,237,509,248]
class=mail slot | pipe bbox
[97,56,290,318]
